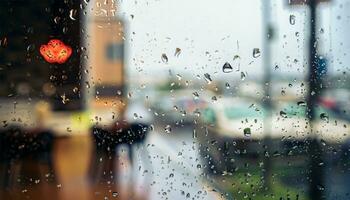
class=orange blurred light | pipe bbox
[40,39,72,64]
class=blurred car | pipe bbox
[196,97,350,173]
[151,89,213,124]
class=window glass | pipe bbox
[1,0,350,200]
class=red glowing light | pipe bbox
[40,39,72,64]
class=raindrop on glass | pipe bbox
[112,192,118,197]
[26,44,35,52]
[240,72,246,80]
[165,125,172,133]
[204,73,212,84]
[192,92,199,99]
[297,101,306,107]
[281,90,286,96]
[222,62,233,73]
[161,53,168,63]
[69,9,77,21]
[192,129,197,138]
[174,48,181,57]
[243,128,251,137]
[280,110,287,118]
[252,48,261,58]
[289,15,296,25]
[320,113,329,122]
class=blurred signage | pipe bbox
[288,0,330,5]
[40,39,72,64]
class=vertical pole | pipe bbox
[307,0,325,199]
[262,0,273,190]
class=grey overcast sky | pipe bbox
[117,0,350,80]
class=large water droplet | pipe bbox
[280,110,287,118]
[161,53,168,63]
[289,15,296,25]
[204,73,212,84]
[69,9,77,21]
[112,192,118,197]
[192,129,197,138]
[54,16,60,24]
[252,48,261,58]
[297,101,306,107]
[165,125,172,133]
[222,62,233,73]
[233,55,241,71]
[320,113,329,122]
[174,48,181,57]
[244,128,251,137]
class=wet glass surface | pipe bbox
[1,0,350,199]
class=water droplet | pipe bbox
[320,113,329,122]
[289,15,295,25]
[61,93,69,104]
[112,192,119,197]
[289,15,296,25]
[222,62,233,73]
[233,55,240,60]
[204,73,212,84]
[317,184,325,191]
[73,87,79,93]
[233,55,241,71]
[243,128,251,137]
[174,48,181,57]
[85,81,90,89]
[176,74,182,80]
[225,82,230,89]
[161,53,168,63]
[165,125,172,133]
[26,44,35,52]
[297,101,306,107]
[62,27,68,34]
[319,28,324,34]
[280,111,287,118]
[192,92,199,99]
[192,129,197,139]
[252,48,261,58]
[69,9,77,21]
[54,16,60,24]
[240,72,246,80]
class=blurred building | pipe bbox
[85,0,126,125]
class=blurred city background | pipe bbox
[1,0,350,199]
